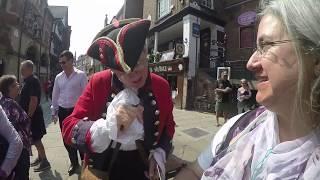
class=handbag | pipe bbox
[81,142,121,180]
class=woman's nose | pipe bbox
[247,52,262,72]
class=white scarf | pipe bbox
[202,110,320,180]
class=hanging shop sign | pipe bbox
[192,23,200,38]
[238,11,256,26]
[149,63,184,73]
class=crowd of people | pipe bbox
[0,0,319,179]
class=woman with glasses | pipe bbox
[0,75,32,180]
[62,19,175,180]
[175,0,320,179]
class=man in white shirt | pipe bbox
[51,50,87,175]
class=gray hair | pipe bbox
[21,60,34,71]
[258,0,320,122]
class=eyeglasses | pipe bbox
[253,39,295,56]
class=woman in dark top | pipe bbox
[0,75,32,180]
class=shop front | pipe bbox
[149,58,188,109]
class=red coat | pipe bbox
[62,69,175,154]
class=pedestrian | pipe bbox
[0,75,32,179]
[0,105,23,179]
[175,0,320,179]
[51,50,88,176]
[19,60,50,172]
[214,71,232,126]
[237,79,252,114]
[62,19,175,180]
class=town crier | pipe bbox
[62,18,175,180]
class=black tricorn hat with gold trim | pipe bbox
[87,18,151,73]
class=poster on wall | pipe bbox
[217,67,231,80]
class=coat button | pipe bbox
[83,117,89,121]
[100,54,104,59]
[153,142,158,146]
[89,165,93,168]
[71,138,76,144]
[151,100,156,106]
[99,47,103,52]
[155,110,160,115]
[89,158,94,163]
[154,132,159,136]
[111,93,116,98]
[148,92,153,97]
[154,121,160,126]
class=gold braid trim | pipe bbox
[116,26,131,73]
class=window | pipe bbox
[240,26,254,48]
[158,0,171,19]
[200,0,214,9]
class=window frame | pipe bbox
[157,0,171,19]
[239,25,255,49]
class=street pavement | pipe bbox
[29,100,221,180]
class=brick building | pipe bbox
[223,0,259,81]
[48,6,72,78]
[0,0,54,81]
[110,0,259,110]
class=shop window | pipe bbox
[158,0,171,19]
[240,26,254,48]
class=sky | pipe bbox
[48,0,125,58]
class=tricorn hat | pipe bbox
[87,18,151,73]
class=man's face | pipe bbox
[113,48,148,89]
[221,72,228,80]
[20,65,31,78]
[59,56,73,71]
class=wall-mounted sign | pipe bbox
[237,11,256,26]
[149,63,184,73]
[192,23,200,38]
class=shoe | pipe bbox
[30,157,41,167]
[34,159,51,172]
[68,164,79,176]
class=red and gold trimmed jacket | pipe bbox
[62,69,175,159]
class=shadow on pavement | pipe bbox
[38,169,63,180]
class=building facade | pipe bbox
[223,0,259,82]
[111,0,144,21]
[48,5,72,78]
[143,0,226,109]
[75,54,102,78]
[0,0,54,81]
[109,0,259,110]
